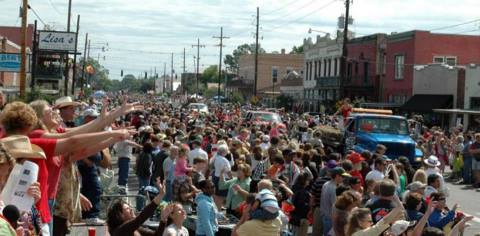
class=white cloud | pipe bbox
[1,0,479,78]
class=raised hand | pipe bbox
[26,182,41,204]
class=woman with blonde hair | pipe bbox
[412,168,428,184]
[345,206,403,236]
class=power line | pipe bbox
[47,0,64,16]
[264,0,337,33]
[429,18,480,32]
[27,5,47,26]
[263,0,318,23]
[263,0,298,15]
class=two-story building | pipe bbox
[383,30,480,104]
[236,49,303,104]
[303,33,343,112]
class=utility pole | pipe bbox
[170,53,174,93]
[64,0,72,96]
[182,48,186,95]
[71,14,80,95]
[19,0,28,98]
[213,27,229,100]
[30,19,37,90]
[87,40,91,59]
[192,38,205,98]
[81,33,88,92]
[163,62,166,93]
[183,48,186,73]
[254,6,260,97]
[340,0,351,98]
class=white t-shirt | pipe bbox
[214,154,231,178]
[162,224,189,236]
[365,169,385,182]
[188,147,208,166]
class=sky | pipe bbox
[1,0,480,80]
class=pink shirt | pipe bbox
[174,157,188,177]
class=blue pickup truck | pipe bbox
[343,113,423,165]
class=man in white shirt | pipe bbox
[213,144,231,209]
[365,158,386,182]
[188,139,208,166]
[424,155,448,196]
[259,135,270,153]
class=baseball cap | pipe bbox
[83,109,99,118]
[390,220,416,236]
[326,160,337,169]
[329,167,351,177]
[347,152,365,164]
[407,181,427,191]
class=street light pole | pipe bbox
[19,0,28,98]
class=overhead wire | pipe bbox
[47,0,64,16]
[28,4,47,26]
[429,18,480,32]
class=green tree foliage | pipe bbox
[230,91,245,104]
[76,57,110,91]
[276,94,294,111]
[290,45,304,54]
[201,65,218,85]
[224,44,266,74]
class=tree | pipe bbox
[224,43,266,74]
[201,65,218,85]
[290,45,304,54]
[277,94,294,111]
[76,57,110,91]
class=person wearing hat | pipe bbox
[348,152,365,186]
[0,137,43,236]
[320,167,350,235]
[53,96,81,128]
[0,102,136,234]
[424,155,448,197]
[259,135,270,153]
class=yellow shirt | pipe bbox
[236,217,282,236]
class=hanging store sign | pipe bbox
[38,31,76,52]
[0,53,21,72]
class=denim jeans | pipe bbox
[80,175,102,219]
[48,199,55,236]
[118,157,130,186]
[250,208,279,221]
[463,156,473,184]
[136,176,150,211]
[163,179,174,202]
[322,215,332,236]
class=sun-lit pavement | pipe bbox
[445,176,480,235]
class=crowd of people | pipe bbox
[0,93,476,236]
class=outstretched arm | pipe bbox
[54,129,133,156]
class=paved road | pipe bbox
[445,176,480,235]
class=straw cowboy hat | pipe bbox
[0,135,46,160]
[424,155,441,167]
[54,96,81,109]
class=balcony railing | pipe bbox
[315,76,340,87]
[35,65,63,80]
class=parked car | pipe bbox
[245,111,283,126]
[187,103,209,114]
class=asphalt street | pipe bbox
[445,177,480,235]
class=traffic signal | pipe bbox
[121,70,123,77]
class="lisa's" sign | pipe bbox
[38,31,76,52]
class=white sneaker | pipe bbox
[85,218,105,226]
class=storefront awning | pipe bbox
[400,94,453,113]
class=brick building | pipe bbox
[345,33,387,102]
[383,30,480,104]
[236,50,303,102]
